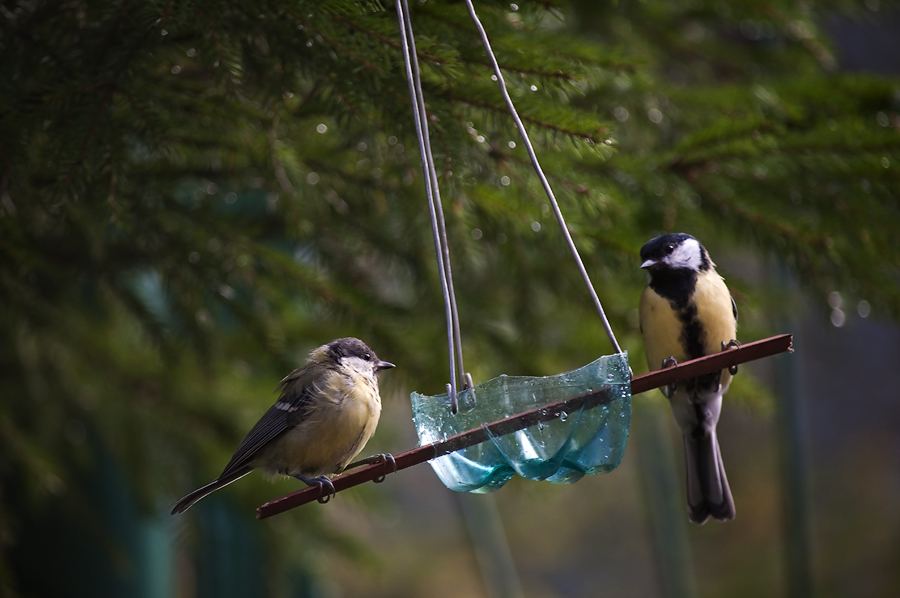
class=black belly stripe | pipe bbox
[677,296,724,395]
[650,268,722,394]
[678,301,705,361]
[649,270,706,358]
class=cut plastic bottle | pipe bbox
[411,353,632,493]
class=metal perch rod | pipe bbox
[256,334,793,519]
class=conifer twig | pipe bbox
[324,8,579,80]
[63,91,114,188]
[448,93,607,144]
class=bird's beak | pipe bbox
[376,360,395,371]
[640,259,657,269]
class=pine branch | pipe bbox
[446,92,607,142]
[62,88,115,187]
[325,7,581,80]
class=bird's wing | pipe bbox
[731,295,738,323]
[217,364,323,479]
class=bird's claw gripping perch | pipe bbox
[343,453,398,483]
[661,356,678,398]
[295,475,336,504]
[722,339,741,375]
[371,454,397,484]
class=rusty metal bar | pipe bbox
[256,334,793,519]
[630,333,793,394]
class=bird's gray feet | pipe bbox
[661,356,678,398]
[722,339,741,375]
[295,475,336,504]
[343,453,397,483]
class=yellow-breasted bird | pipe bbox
[172,337,394,514]
[638,233,738,524]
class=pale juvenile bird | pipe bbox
[638,233,739,524]
[172,337,394,514]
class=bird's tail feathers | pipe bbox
[171,465,254,515]
[683,430,735,524]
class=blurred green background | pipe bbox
[2,1,899,596]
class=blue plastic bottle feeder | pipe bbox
[411,353,632,493]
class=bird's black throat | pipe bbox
[648,267,696,309]
[649,267,707,362]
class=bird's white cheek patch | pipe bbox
[341,356,379,386]
[666,238,703,270]
[341,356,370,374]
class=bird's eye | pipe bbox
[665,244,675,254]
[364,352,371,361]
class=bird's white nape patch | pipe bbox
[665,237,703,271]
[310,344,331,363]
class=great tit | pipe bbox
[172,337,395,514]
[638,233,738,524]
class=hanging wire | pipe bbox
[397,0,469,412]
[463,0,623,355]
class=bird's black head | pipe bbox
[325,337,395,372]
[640,233,710,273]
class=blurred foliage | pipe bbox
[1,0,899,595]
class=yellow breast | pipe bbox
[640,285,685,370]
[692,271,737,357]
[262,370,382,478]
[640,270,737,386]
